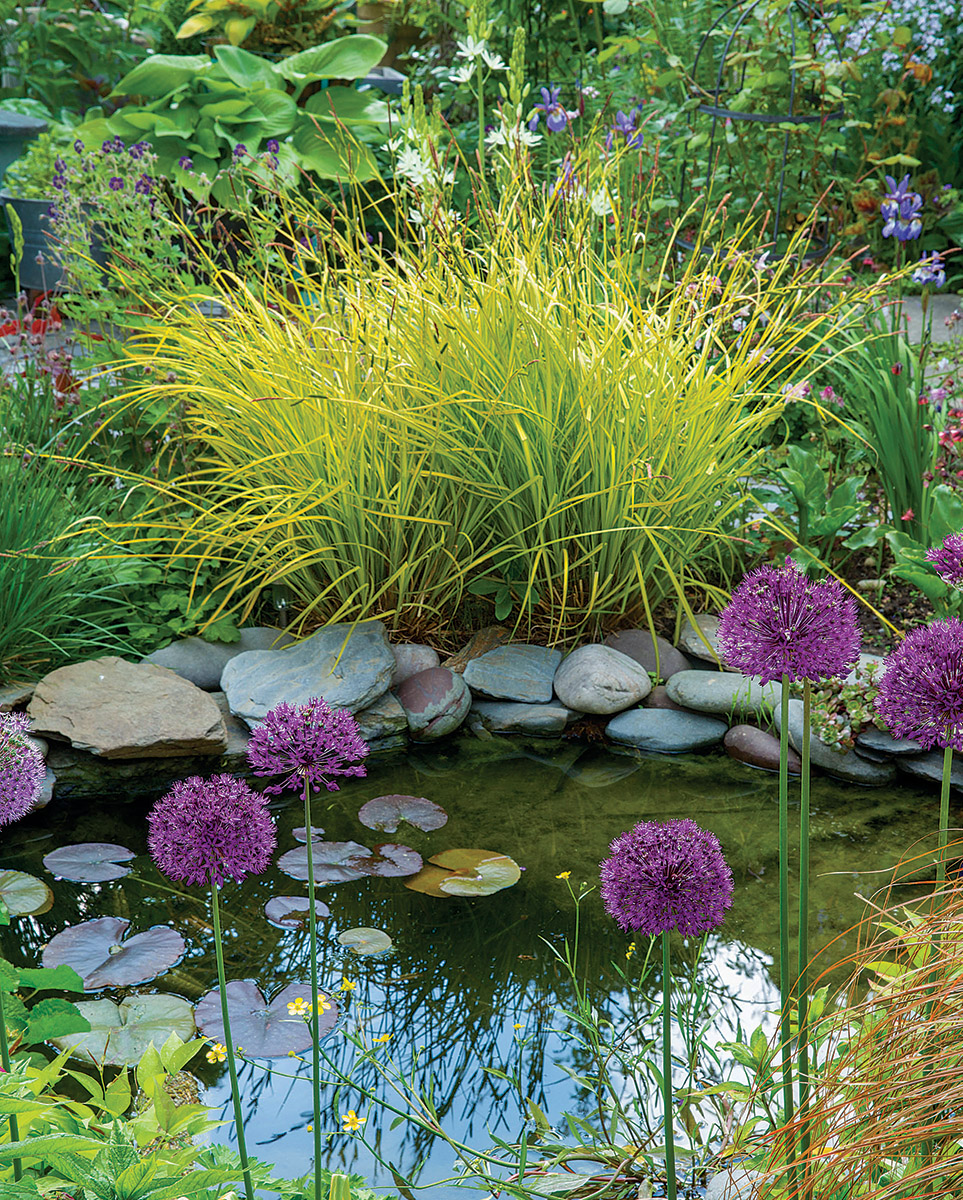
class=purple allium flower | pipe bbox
[135,174,153,195]
[717,559,861,685]
[178,155,194,170]
[600,819,733,937]
[108,176,124,191]
[875,619,963,750]
[233,143,247,158]
[246,697,369,795]
[927,532,963,587]
[266,138,280,153]
[0,713,45,828]
[913,252,946,290]
[528,86,577,133]
[880,173,923,242]
[148,773,276,887]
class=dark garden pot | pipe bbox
[0,111,47,183]
[0,191,107,292]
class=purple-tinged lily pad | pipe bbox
[358,795,448,833]
[277,840,371,885]
[349,843,423,878]
[195,979,338,1058]
[337,927,393,956]
[42,916,186,992]
[43,843,136,883]
[0,869,53,916]
[264,896,331,930]
[292,826,326,843]
[49,992,195,1066]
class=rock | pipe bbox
[725,725,801,774]
[845,651,886,686]
[666,670,780,721]
[391,643,440,686]
[678,613,738,671]
[25,735,48,757]
[773,699,896,785]
[209,692,251,758]
[855,727,922,757]
[31,766,55,812]
[705,1166,763,1199]
[603,629,689,680]
[355,692,408,743]
[222,621,395,724]
[469,700,577,735]
[463,645,562,703]
[396,667,471,740]
[28,657,227,760]
[898,751,963,791]
[605,708,728,753]
[442,626,512,674]
[143,627,295,691]
[0,682,34,712]
[553,645,652,715]
[644,684,688,712]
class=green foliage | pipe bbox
[176,0,353,55]
[0,960,89,1054]
[789,661,886,750]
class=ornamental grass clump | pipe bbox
[148,773,276,1200]
[601,819,733,1200]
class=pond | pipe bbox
[0,737,945,1195]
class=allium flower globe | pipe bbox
[0,712,45,827]
[600,819,733,937]
[247,697,368,794]
[148,774,276,887]
[926,532,963,588]
[875,619,963,750]
[718,559,860,684]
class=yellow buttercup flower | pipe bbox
[287,997,309,1016]
[513,1023,524,1030]
[625,942,637,960]
[555,871,571,879]
[339,978,357,992]
[315,993,332,1012]
[342,1110,365,1132]
[205,1043,227,1063]
[372,1032,391,1043]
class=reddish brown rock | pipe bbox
[603,629,689,681]
[724,725,801,775]
[644,685,688,713]
[396,667,471,740]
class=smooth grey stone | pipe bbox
[705,1166,763,1200]
[898,751,963,791]
[391,643,440,686]
[855,726,922,757]
[143,626,294,691]
[554,645,652,714]
[210,691,251,757]
[25,734,48,757]
[724,724,800,774]
[602,629,689,680]
[774,698,896,785]
[469,700,577,735]
[666,670,780,721]
[30,766,55,812]
[677,613,738,670]
[844,651,886,686]
[463,644,562,703]
[605,708,727,753]
[396,667,471,740]
[355,692,408,742]
[222,620,394,723]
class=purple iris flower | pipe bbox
[605,108,644,152]
[880,173,923,241]
[528,86,577,134]
[913,251,946,289]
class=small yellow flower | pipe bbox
[625,941,637,960]
[513,1023,524,1030]
[236,1046,243,1055]
[372,1032,391,1043]
[287,997,309,1016]
[555,871,571,879]
[307,1124,313,1133]
[342,1110,365,1132]
[287,1050,298,1057]
[339,977,357,992]
[315,993,332,1012]
[205,1043,227,1063]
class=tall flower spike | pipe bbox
[148,774,276,887]
[926,532,963,588]
[247,697,368,795]
[0,712,45,828]
[875,619,963,751]
[717,559,860,685]
[600,819,733,937]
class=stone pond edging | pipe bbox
[3,614,949,808]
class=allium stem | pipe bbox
[0,985,22,1180]
[661,930,677,1200]
[938,744,953,886]
[778,675,795,1131]
[304,776,323,1200]
[797,679,812,1191]
[210,884,256,1200]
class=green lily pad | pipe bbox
[404,849,522,898]
[43,843,135,883]
[337,927,393,956]
[195,980,337,1057]
[264,896,330,930]
[49,992,196,1066]
[277,840,370,885]
[358,795,447,833]
[0,869,53,916]
[42,916,186,991]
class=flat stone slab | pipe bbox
[143,626,294,691]
[396,667,471,740]
[603,629,689,680]
[666,670,781,721]
[774,698,896,785]
[605,708,727,753]
[28,657,227,760]
[898,751,963,791]
[469,700,577,735]
[725,724,801,774]
[855,726,922,758]
[221,621,394,724]
[355,692,408,743]
[554,645,652,714]
[463,645,562,703]
[0,682,34,711]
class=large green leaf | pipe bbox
[247,89,298,135]
[303,87,391,125]
[278,35,386,86]
[0,869,52,917]
[112,55,211,99]
[50,993,196,1066]
[198,97,257,121]
[292,122,380,182]
[214,44,279,89]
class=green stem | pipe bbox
[304,777,323,1200]
[661,931,677,1200]
[798,679,812,1193]
[778,675,795,1131]
[937,745,953,886]
[210,885,256,1200]
[476,75,485,174]
[0,984,22,1181]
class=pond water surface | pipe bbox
[0,738,946,1196]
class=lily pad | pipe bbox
[404,849,522,898]
[0,869,53,916]
[292,826,325,843]
[42,916,186,991]
[337,927,393,956]
[195,979,338,1057]
[358,795,448,833]
[349,843,423,877]
[264,896,330,930]
[49,992,195,1066]
[43,843,135,883]
[277,840,371,885]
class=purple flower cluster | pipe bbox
[148,773,276,887]
[605,108,643,152]
[718,559,861,685]
[101,136,126,154]
[913,252,946,289]
[876,619,963,750]
[0,712,45,828]
[108,176,124,191]
[880,173,922,241]
[927,532,963,586]
[528,86,577,134]
[246,697,369,795]
[178,155,194,170]
[600,819,733,937]
[233,143,248,159]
